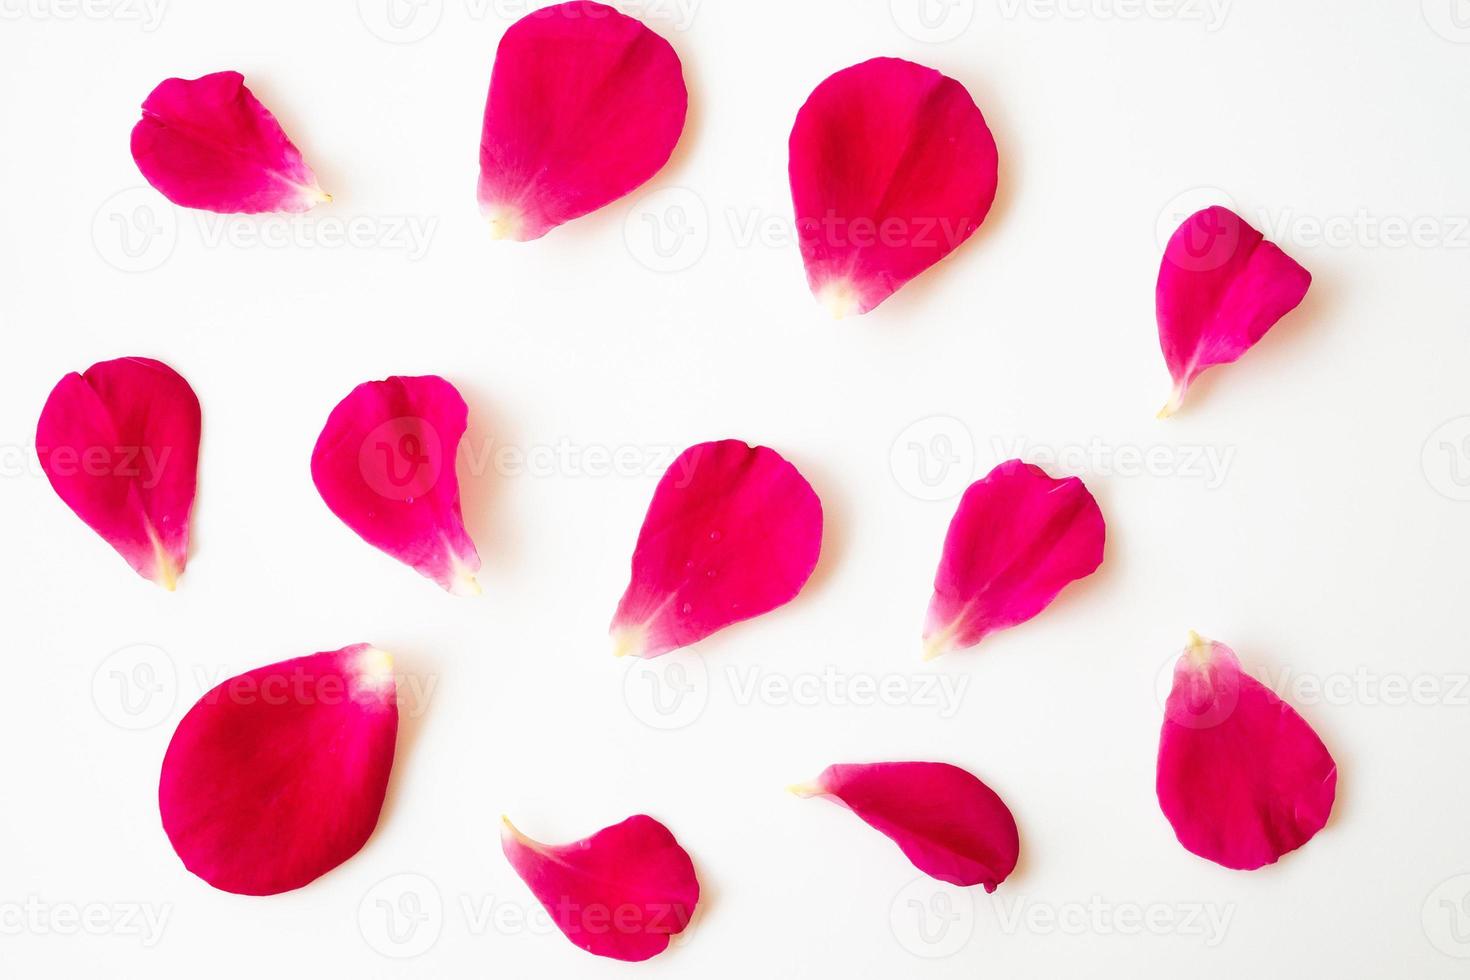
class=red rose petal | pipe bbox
[1156,205,1311,416]
[311,375,482,595]
[159,644,398,895]
[792,762,1019,891]
[1156,633,1337,870]
[477,0,687,240]
[501,814,699,962]
[923,459,1105,659]
[609,440,823,658]
[131,71,328,214]
[788,57,999,317]
[36,357,201,589]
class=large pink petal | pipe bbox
[159,644,398,895]
[36,357,200,589]
[502,814,699,962]
[610,440,822,658]
[311,375,482,595]
[1156,633,1337,871]
[792,762,1019,891]
[788,57,999,317]
[923,459,1104,659]
[131,70,328,214]
[477,0,687,241]
[1156,206,1311,416]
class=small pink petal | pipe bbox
[1156,205,1311,416]
[159,644,398,895]
[501,814,699,962]
[793,762,1019,891]
[477,0,687,241]
[923,459,1104,659]
[36,357,201,589]
[131,71,328,214]
[788,57,999,317]
[311,375,482,595]
[610,440,822,658]
[1157,633,1337,871]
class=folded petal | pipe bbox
[159,644,398,895]
[36,357,201,589]
[788,57,999,317]
[1156,206,1311,416]
[311,375,482,595]
[477,0,687,241]
[502,814,699,962]
[610,440,822,658]
[131,70,328,214]
[792,762,1018,891]
[1156,633,1337,871]
[923,459,1104,659]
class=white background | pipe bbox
[1,0,1468,976]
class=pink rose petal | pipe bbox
[610,440,823,659]
[131,70,328,214]
[477,0,687,241]
[159,644,398,895]
[1156,205,1311,416]
[788,57,999,317]
[1157,633,1337,870]
[36,357,201,589]
[311,375,482,595]
[501,814,699,962]
[923,459,1104,659]
[792,762,1019,891]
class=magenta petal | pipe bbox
[1157,634,1337,871]
[131,71,328,214]
[311,375,482,595]
[610,440,823,658]
[502,814,699,962]
[788,57,999,317]
[477,0,688,241]
[1156,206,1311,416]
[794,762,1019,891]
[159,644,398,895]
[36,357,200,589]
[923,459,1104,658]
